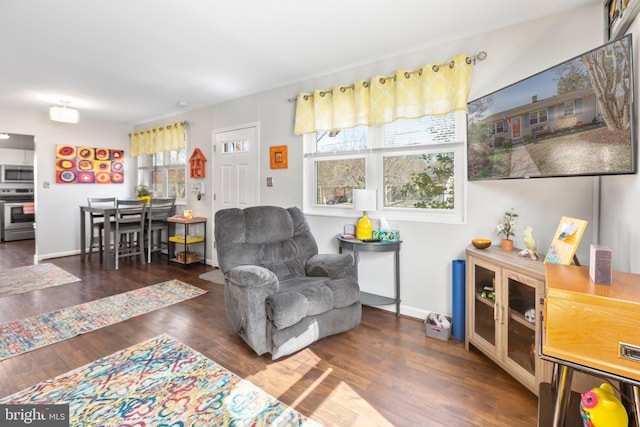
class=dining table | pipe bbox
[79,204,118,270]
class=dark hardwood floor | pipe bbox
[0,239,538,426]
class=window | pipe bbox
[315,158,365,205]
[312,128,367,206]
[137,147,186,199]
[492,120,505,135]
[303,112,466,223]
[383,152,455,209]
[562,101,575,117]
[529,109,548,125]
[222,139,249,153]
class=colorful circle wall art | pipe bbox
[77,147,94,159]
[57,170,76,183]
[56,145,125,184]
[57,158,76,170]
[78,159,93,170]
[77,171,95,183]
[56,145,76,158]
[95,172,111,183]
[111,161,124,172]
[95,148,109,160]
[94,160,111,172]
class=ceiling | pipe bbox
[1,0,600,125]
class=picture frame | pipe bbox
[544,216,588,265]
[270,145,288,169]
[343,224,356,236]
[606,0,640,40]
[56,145,125,184]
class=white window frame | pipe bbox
[529,108,548,125]
[136,149,187,202]
[376,145,464,223]
[303,149,368,218]
[303,111,467,224]
[492,120,504,135]
[562,100,576,117]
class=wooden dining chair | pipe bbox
[87,197,117,263]
[146,197,176,262]
[114,199,147,270]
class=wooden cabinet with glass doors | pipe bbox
[465,245,552,395]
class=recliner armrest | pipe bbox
[227,265,279,289]
[306,253,355,279]
[224,265,279,356]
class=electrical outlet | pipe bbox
[266,177,273,187]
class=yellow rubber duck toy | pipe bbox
[580,383,628,427]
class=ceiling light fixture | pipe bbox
[0,133,10,139]
[49,103,79,123]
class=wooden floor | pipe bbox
[0,239,539,426]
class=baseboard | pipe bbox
[363,303,429,321]
[36,249,81,261]
[36,250,215,267]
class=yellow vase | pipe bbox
[356,215,373,240]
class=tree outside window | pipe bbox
[304,112,465,222]
[138,148,186,199]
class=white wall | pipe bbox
[295,5,602,319]
[599,19,640,274]
[6,3,624,320]
[177,4,603,319]
[0,107,132,260]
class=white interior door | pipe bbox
[210,123,260,266]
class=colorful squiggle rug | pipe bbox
[0,263,81,298]
[0,334,320,426]
[0,280,206,361]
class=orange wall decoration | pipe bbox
[189,148,206,178]
[270,145,288,169]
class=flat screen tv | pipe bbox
[467,34,635,181]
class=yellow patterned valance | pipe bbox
[294,53,473,135]
[129,121,187,157]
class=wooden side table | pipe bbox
[540,263,640,426]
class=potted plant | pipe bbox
[134,184,151,204]
[497,208,518,251]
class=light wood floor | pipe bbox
[0,239,538,426]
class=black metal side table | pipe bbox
[337,235,402,316]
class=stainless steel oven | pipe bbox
[0,188,35,241]
[1,165,34,183]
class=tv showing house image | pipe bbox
[467,34,636,181]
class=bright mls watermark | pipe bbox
[0,404,69,426]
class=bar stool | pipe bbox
[87,197,116,263]
[114,199,147,270]
[146,197,176,262]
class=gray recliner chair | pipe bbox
[214,205,361,359]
